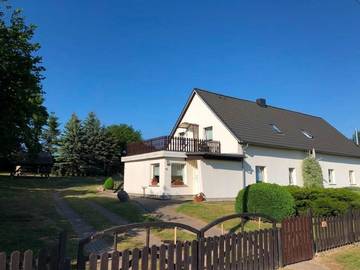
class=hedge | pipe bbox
[285,186,360,216]
[235,183,295,222]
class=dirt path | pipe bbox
[133,197,223,237]
[84,199,163,246]
[52,193,110,253]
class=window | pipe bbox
[289,168,296,185]
[328,169,335,184]
[349,170,356,185]
[256,166,266,183]
[204,126,213,140]
[271,124,283,134]
[171,163,185,186]
[301,130,314,139]
[150,164,160,185]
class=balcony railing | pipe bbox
[126,136,221,156]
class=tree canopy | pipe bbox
[41,112,60,156]
[106,124,142,154]
[0,4,48,158]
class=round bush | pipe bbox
[117,190,129,202]
[235,183,295,222]
[103,177,114,190]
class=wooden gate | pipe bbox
[281,215,314,266]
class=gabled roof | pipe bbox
[173,88,360,158]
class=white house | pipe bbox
[122,89,360,199]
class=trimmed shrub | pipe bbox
[284,186,360,216]
[103,177,114,190]
[302,157,324,188]
[235,183,295,222]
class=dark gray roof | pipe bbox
[193,89,360,158]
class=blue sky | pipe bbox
[11,0,360,139]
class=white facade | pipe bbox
[122,92,360,199]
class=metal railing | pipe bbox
[126,136,221,156]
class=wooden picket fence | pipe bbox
[313,209,360,252]
[85,228,281,270]
[0,232,69,270]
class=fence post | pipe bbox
[308,210,315,258]
[349,208,355,244]
[57,231,67,270]
[77,239,87,270]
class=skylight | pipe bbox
[270,124,283,134]
[301,130,314,139]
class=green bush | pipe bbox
[103,177,114,190]
[235,183,295,222]
[284,186,360,216]
[302,157,324,188]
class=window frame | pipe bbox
[328,169,335,185]
[289,168,296,185]
[270,124,283,134]
[349,170,356,185]
[150,163,160,186]
[204,126,213,141]
[170,162,187,187]
[255,166,266,183]
[301,130,314,139]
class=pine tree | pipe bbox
[81,112,118,175]
[57,113,84,176]
[41,112,60,156]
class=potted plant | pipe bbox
[171,178,184,186]
[151,177,159,186]
[194,192,206,202]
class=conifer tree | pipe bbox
[41,112,60,156]
[57,113,84,176]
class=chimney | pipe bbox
[256,98,267,107]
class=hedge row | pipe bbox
[235,183,360,221]
[285,186,360,217]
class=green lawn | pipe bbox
[0,176,84,255]
[176,201,273,232]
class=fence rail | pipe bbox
[126,136,221,156]
[3,210,360,270]
[313,209,360,252]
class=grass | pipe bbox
[315,245,360,270]
[333,246,360,270]
[176,201,272,232]
[0,176,81,255]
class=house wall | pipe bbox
[198,159,244,199]
[123,151,195,197]
[174,93,240,154]
[244,145,360,188]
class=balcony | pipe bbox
[126,136,221,156]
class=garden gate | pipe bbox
[281,215,314,266]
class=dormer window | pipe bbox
[301,130,314,139]
[270,124,283,134]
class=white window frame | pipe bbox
[301,130,314,139]
[289,168,296,185]
[255,166,266,183]
[170,162,187,186]
[204,126,213,141]
[150,163,160,186]
[349,170,356,185]
[328,169,335,185]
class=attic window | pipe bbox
[301,130,314,139]
[270,124,283,134]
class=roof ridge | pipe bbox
[194,87,323,120]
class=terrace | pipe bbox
[126,136,221,156]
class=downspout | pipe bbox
[241,143,249,189]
